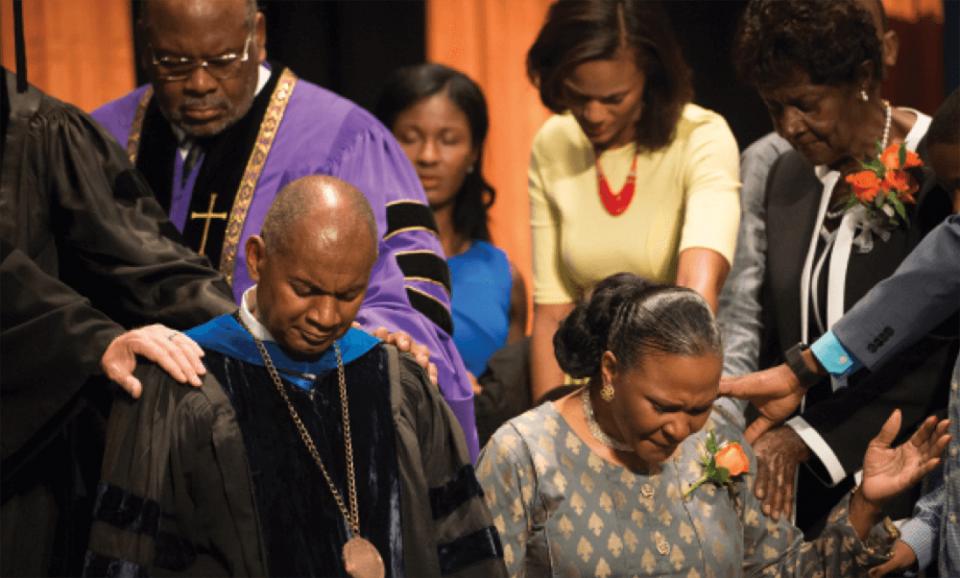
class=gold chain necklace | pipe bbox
[236,316,385,578]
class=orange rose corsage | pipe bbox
[683,431,749,499]
[843,141,923,229]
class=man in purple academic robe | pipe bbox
[92,0,478,456]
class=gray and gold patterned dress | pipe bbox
[477,401,896,578]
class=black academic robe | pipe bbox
[0,69,234,577]
[84,339,507,578]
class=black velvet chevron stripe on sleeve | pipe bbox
[397,251,451,293]
[406,288,454,335]
[82,551,148,578]
[429,464,484,520]
[91,482,161,537]
[437,526,504,576]
[386,201,440,238]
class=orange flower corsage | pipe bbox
[684,432,749,499]
[843,142,923,228]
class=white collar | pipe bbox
[240,285,276,342]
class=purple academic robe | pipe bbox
[93,76,479,457]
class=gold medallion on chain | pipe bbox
[237,316,385,578]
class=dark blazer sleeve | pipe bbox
[390,347,507,578]
[800,332,955,478]
[832,214,960,369]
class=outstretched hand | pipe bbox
[101,324,206,398]
[365,325,438,386]
[860,410,951,506]
[720,363,805,443]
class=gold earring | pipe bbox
[600,382,615,402]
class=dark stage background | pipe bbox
[130,0,958,158]
[132,0,773,148]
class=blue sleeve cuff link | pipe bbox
[811,331,862,377]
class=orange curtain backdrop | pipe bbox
[427,0,553,323]
[882,0,945,114]
[0,0,134,112]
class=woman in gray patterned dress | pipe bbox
[476,273,950,578]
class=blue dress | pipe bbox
[448,240,513,376]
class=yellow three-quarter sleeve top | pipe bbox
[529,104,741,305]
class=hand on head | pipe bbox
[101,324,206,398]
[719,363,806,443]
[554,274,722,466]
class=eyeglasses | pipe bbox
[149,34,253,82]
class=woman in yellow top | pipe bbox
[527,0,741,401]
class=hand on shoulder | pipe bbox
[101,324,206,398]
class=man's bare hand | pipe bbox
[467,371,482,396]
[101,324,205,398]
[751,426,811,521]
[869,540,918,577]
[367,325,438,386]
[720,363,806,443]
[861,410,951,506]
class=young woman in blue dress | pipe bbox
[377,63,527,387]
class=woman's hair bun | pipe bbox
[553,273,721,378]
[553,273,660,378]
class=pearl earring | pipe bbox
[467,165,475,174]
[860,89,869,102]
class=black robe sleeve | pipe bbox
[85,365,266,577]
[0,75,234,462]
[34,97,233,330]
[0,240,123,462]
[390,349,508,578]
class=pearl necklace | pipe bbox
[879,99,892,151]
[580,387,634,452]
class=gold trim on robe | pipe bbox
[219,68,298,284]
[122,69,299,286]
[126,87,154,165]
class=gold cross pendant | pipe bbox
[190,192,229,256]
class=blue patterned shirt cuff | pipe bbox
[810,331,862,378]
[900,517,937,571]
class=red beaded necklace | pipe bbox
[595,153,638,216]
